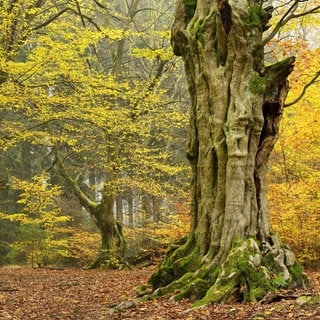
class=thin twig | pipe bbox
[285,71,320,107]
[262,1,320,46]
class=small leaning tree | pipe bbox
[148,0,319,305]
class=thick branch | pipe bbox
[93,0,107,9]
[262,0,298,46]
[53,146,98,212]
[290,5,320,19]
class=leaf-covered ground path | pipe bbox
[0,265,319,319]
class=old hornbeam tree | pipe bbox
[148,0,313,305]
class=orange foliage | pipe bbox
[268,37,320,268]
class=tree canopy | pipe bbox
[0,0,190,267]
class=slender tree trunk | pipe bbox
[125,190,134,227]
[152,196,161,222]
[148,0,307,305]
[112,0,140,76]
[116,196,124,223]
[142,193,153,221]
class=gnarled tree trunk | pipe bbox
[148,0,307,305]
[54,148,126,269]
[88,193,127,269]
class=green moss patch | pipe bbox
[185,0,197,20]
[242,5,268,30]
[149,237,307,306]
[248,72,267,95]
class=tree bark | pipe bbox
[116,196,124,223]
[54,148,126,269]
[88,193,127,269]
[148,0,307,305]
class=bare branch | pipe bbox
[31,5,101,31]
[53,146,97,211]
[262,1,320,46]
[93,0,107,10]
[285,71,320,107]
[262,0,299,46]
[31,8,69,30]
[70,5,101,31]
[290,4,320,19]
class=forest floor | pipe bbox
[0,265,319,320]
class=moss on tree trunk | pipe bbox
[87,194,127,269]
[145,0,308,304]
[150,236,307,305]
[54,149,127,269]
[88,219,126,269]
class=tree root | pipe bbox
[87,249,131,270]
[147,236,308,306]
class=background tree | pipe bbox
[0,0,81,265]
[148,0,319,305]
[0,173,70,267]
[268,33,320,268]
[0,0,190,267]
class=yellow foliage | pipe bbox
[125,199,190,248]
[11,174,63,219]
[268,40,320,268]
[0,173,71,266]
[0,0,189,266]
[131,47,174,61]
[269,178,320,267]
[64,229,101,267]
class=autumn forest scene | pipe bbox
[0,0,319,319]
